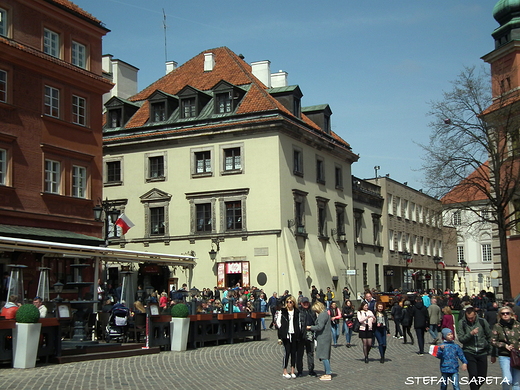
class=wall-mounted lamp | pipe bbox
[288,219,306,235]
[331,228,347,242]
[209,238,223,261]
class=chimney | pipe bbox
[166,60,178,74]
[204,53,215,71]
[271,70,288,88]
[251,60,271,88]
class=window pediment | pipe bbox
[140,188,172,203]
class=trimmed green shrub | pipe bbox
[171,303,189,318]
[15,304,40,323]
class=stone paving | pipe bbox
[0,329,505,390]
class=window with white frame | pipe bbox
[452,210,461,226]
[148,155,165,179]
[411,202,416,222]
[0,148,6,185]
[44,159,60,194]
[335,165,343,189]
[0,8,7,37]
[413,235,418,254]
[481,243,492,262]
[388,229,394,251]
[44,85,59,118]
[396,197,401,216]
[403,199,409,219]
[196,203,212,232]
[43,28,60,58]
[397,231,403,252]
[141,188,170,237]
[354,208,363,243]
[372,214,381,246]
[0,69,6,103]
[194,150,211,175]
[419,236,424,255]
[72,165,86,198]
[150,206,165,235]
[426,238,431,256]
[417,205,423,223]
[72,95,86,126]
[387,194,393,215]
[223,147,241,172]
[457,245,465,264]
[71,41,86,69]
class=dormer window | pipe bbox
[148,90,178,123]
[152,102,166,121]
[212,81,245,115]
[104,97,139,129]
[177,85,211,120]
[109,108,122,128]
[217,93,232,113]
[182,98,196,118]
[267,85,303,118]
[302,104,333,134]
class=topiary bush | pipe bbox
[171,303,189,318]
[15,304,40,323]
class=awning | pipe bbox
[0,235,197,266]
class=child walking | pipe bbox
[436,328,467,390]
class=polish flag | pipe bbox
[466,266,471,272]
[439,260,446,268]
[407,257,413,264]
[115,213,135,234]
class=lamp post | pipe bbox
[460,260,467,295]
[93,199,120,245]
[433,256,442,294]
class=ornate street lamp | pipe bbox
[93,199,120,245]
[402,251,413,292]
[433,256,442,293]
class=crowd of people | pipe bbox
[265,287,520,387]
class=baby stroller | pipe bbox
[105,305,130,343]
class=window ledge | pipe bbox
[146,176,166,183]
[192,172,213,178]
[293,171,304,177]
[221,169,242,176]
[316,179,326,185]
[104,181,123,187]
[0,101,16,110]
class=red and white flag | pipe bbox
[439,260,446,268]
[115,213,135,234]
[466,266,471,272]
[407,257,413,264]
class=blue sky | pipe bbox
[73,0,499,191]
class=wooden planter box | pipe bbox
[189,314,213,321]
[217,314,234,320]
[250,312,266,319]
[233,312,247,319]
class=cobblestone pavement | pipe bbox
[0,330,504,390]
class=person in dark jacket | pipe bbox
[297,297,317,377]
[411,297,430,355]
[484,302,499,328]
[276,295,302,379]
[457,307,491,390]
[391,300,404,339]
[401,300,414,345]
[342,299,355,347]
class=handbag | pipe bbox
[347,320,354,328]
[353,318,360,332]
[502,326,520,369]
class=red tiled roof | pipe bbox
[121,47,351,149]
[440,162,490,204]
[49,0,103,25]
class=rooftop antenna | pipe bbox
[163,8,168,63]
[374,166,381,178]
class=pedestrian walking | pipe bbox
[411,296,430,355]
[307,301,333,381]
[357,301,376,363]
[268,292,278,329]
[297,297,317,377]
[401,300,414,345]
[490,306,520,390]
[341,299,355,347]
[436,328,468,390]
[457,307,491,390]
[276,295,302,379]
[391,299,404,339]
[328,301,341,347]
[428,298,442,344]
[374,302,390,363]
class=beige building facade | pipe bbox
[102,47,360,297]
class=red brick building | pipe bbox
[0,0,112,298]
